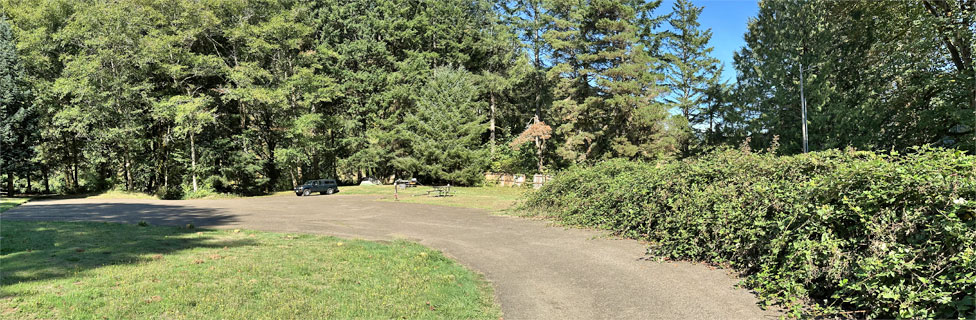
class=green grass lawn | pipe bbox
[336,185,529,212]
[0,197,29,213]
[0,221,501,319]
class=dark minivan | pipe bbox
[295,179,340,196]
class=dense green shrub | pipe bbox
[521,147,976,318]
[181,184,219,199]
[154,185,183,200]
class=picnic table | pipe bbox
[425,185,453,197]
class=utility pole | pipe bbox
[800,61,809,153]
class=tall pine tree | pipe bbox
[548,0,674,162]
[662,0,723,153]
[397,66,489,185]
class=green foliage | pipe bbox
[396,66,490,185]
[732,0,975,153]
[0,15,35,193]
[178,179,223,199]
[154,185,183,200]
[522,146,976,318]
[547,0,677,163]
[662,0,723,154]
[491,142,539,174]
[319,0,503,183]
[214,147,270,196]
[2,0,972,197]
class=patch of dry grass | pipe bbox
[338,185,530,212]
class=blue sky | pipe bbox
[660,0,759,83]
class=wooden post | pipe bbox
[533,174,544,189]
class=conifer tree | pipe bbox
[399,67,489,185]
[663,0,723,152]
[549,0,674,162]
[501,0,553,122]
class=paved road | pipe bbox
[3,195,778,319]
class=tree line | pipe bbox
[0,0,973,196]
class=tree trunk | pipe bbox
[490,91,496,156]
[69,137,78,190]
[6,172,14,197]
[534,115,544,173]
[191,133,198,192]
[26,170,31,194]
[163,125,170,188]
[43,167,50,194]
[267,140,278,193]
[332,162,338,183]
[240,100,249,153]
[297,165,303,184]
[124,151,132,191]
[922,0,975,114]
[290,169,297,189]
[536,142,544,173]
[72,157,79,190]
[64,167,73,190]
[312,152,320,179]
[534,76,542,123]
[532,14,543,124]
[329,129,338,180]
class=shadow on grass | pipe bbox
[0,201,24,213]
[1,202,238,228]
[0,220,256,288]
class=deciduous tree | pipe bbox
[0,16,34,196]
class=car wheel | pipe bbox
[326,188,334,195]
[302,189,310,196]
